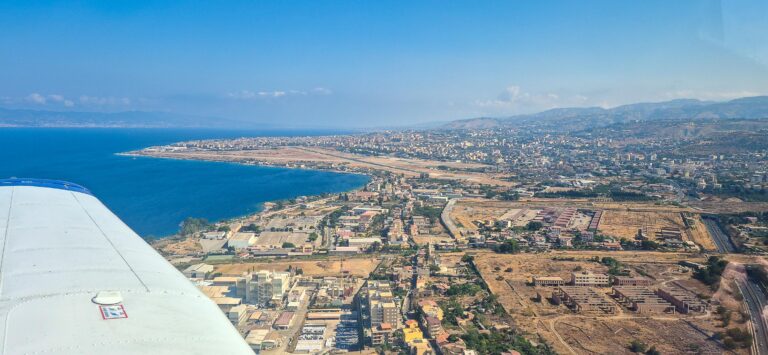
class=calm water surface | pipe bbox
[0,128,368,237]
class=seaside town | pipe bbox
[139,117,768,355]
[5,2,768,355]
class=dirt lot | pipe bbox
[412,234,454,245]
[214,257,381,278]
[598,210,686,240]
[554,317,721,354]
[153,236,203,256]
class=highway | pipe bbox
[739,280,768,355]
[702,217,735,253]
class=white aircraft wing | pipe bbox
[0,179,253,354]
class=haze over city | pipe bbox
[1,0,767,127]
[2,1,768,355]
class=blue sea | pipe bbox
[0,128,368,238]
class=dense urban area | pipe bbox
[135,114,768,355]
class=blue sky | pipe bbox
[1,0,767,128]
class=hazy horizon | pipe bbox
[2,0,767,128]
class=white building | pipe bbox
[246,270,291,306]
[347,237,382,249]
[229,232,257,250]
[183,263,214,278]
[571,271,611,286]
[228,304,248,326]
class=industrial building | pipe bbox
[183,263,214,278]
[228,304,248,326]
[611,286,675,314]
[228,232,257,250]
[273,311,295,330]
[553,286,616,314]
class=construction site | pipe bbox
[553,286,616,314]
[470,251,735,355]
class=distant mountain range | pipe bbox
[0,108,252,128]
[443,96,768,130]
[3,95,768,130]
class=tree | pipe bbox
[693,256,729,287]
[527,221,543,231]
[629,340,647,353]
[282,242,296,248]
[308,232,319,242]
[640,240,660,250]
[497,239,519,254]
[179,217,209,236]
[645,345,661,355]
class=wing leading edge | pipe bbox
[0,179,253,354]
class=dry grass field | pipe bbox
[154,236,203,256]
[553,317,721,354]
[688,216,718,251]
[213,257,381,278]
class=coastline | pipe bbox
[120,150,372,240]
[116,150,369,177]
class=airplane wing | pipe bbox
[0,179,253,354]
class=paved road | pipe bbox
[441,199,461,239]
[739,280,768,355]
[702,218,735,253]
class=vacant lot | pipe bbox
[214,257,381,278]
[554,317,721,354]
[688,216,717,251]
[598,210,686,240]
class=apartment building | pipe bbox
[245,270,291,306]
